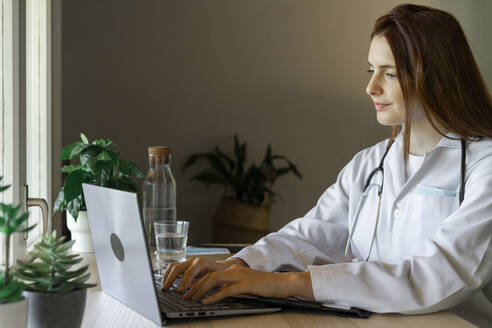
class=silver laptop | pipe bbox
[82,184,281,326]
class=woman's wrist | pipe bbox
[220,257,249,269]
[283,272,315,300]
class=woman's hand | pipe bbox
[161,257,248,292]
[183,265,315,304]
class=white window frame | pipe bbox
[12,0,28,262]
[1,0,52,265]
[25,0,52,248]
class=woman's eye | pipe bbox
[386,73,397,78]
[367,69,374,74]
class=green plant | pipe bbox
[183,135,302,207]
[0,177,35,304]
[53,133,144,221]
[16,231,96,293]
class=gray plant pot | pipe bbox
[23,288,87,328]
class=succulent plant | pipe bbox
[0,176,34,304]
[16,231,96,293]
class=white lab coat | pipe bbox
[232,133,492,327]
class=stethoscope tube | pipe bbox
[344,138,466,263]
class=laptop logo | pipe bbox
[110,233,125,262]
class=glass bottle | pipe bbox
[143,146,177,246]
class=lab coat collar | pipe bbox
[394,131,462,150]
[436,132,462,149]
[389,131,461,196]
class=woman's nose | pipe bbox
[366,77,382,96]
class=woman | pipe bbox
[162,4,492,326]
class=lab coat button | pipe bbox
[393,208,402,219]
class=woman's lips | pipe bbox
[374,102,391,111]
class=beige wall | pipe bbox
[60,0,492,243]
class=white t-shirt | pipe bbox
[405,153,425,181]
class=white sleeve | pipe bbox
[231,158,355,272]
[308,158,492,313]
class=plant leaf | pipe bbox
[214,146,235,171]
[80,133,89,144]
[66,195,83,221]
[53,187,66,213]
[80,145,105,159]
[118,160,144,179]
[18,224,36,233]
[69,272,92,286]
[183,153,211,170]
[275,167,291,177]
[263,144,273,166]
[94,161,113,186]
[61,165,83,173]
[13,211,30,228]
[190,171,226,187]
[97,150,118,167]
[58,265,89,279]
[92,138,114,148]
[0,275,24,304]
[63,170,91,203]
[60,141,84,160]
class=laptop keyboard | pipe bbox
[157,289,235,312]
[154,276,233,312]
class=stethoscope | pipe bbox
[344,138,467,263]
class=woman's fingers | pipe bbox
[185,271,224,300]
[178,258,210,292]
[185,270,244,301]
[202,283,247,304]
[184,268,296,303]
[162,259,188,283]
[162,257,228,292]
[183,272,214,300]
[161,259,193,290]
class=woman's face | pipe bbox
[366,35,406,127]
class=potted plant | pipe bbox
[16,231,96,328]
[184,135,302,243]
[0,177,35,328]
[53,133,144,252]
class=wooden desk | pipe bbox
[80,253,475,328]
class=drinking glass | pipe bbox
[154,220,189,269]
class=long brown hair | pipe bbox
[371,4,492,158]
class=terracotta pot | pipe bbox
[213,196,271,243]
[0,297,28,328]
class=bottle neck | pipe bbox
[149,154,171,170]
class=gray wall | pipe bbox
[60,0,492,243]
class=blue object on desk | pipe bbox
[186,246,230,256]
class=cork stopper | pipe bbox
[148,146,171,163]
[148,146,171,156]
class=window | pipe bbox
[26,0,51,248]
[0,0,16,266]
[0,0,51,266]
